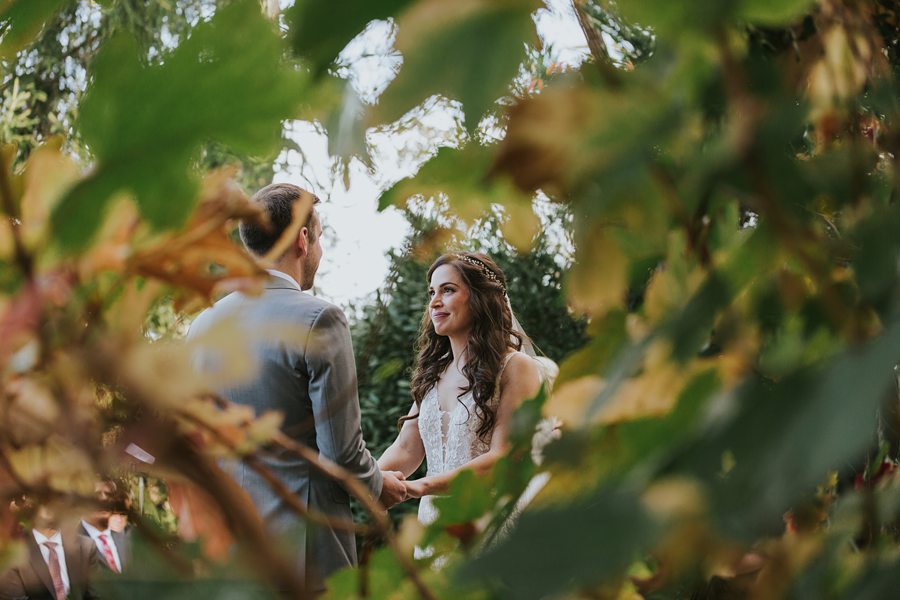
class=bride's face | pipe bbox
[428,264,473,337]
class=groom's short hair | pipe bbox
[241,183,321,256]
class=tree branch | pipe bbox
[0,153,33,279]
[176,405,371,535]
[270,433,437,600]
[572,0,621,86]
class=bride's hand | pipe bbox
[404,478,429,498]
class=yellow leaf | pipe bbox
[500,200,540,253]
[4,375,59,445]
[81,169,269,303]
[595,341,700,424]
[492,86,594,194]
[807,25,879,121]
[642,243,704,325]
[19,140,81,251]
[566,229,627,317]
[5,436,94,492]
[105,279,166,338]
[396,514,426,556]
[0,540,26,575]
[244,409,285,450]
[123,340,213,409]
[642,477,707,521]
[544,375,604,427]
[77,194,142,276]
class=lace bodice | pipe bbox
[419,387,493,478]
[416,354,513,530]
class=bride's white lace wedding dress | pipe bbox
[415,354,515,539]
[416,389,488,526]
[413,352,560,560]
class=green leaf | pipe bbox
[736,0,816,26]
[850,203,900,310]
[459,486,659,600]
[556,310,628,385]
[662,226,777,361]
[289,0,412,78]
[320,570,357,600]
[599,369,721,480]
[321,81,374,177]
[0,0,67,59]
[432,469,496,526]
[618,0,813,37]
[674,316,900,539]
[379,143,530,224]
[52,0,306,251]
[506,384,549,452]
[376,0,538,131]
[840,559,900,600]
[615,0,732,38]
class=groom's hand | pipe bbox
[379,470,407,508]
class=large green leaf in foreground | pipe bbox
[673,314,900,540]
[376,0,538,131]
[52,0,305,250]
[460,487,659,600]
[0,0,67,59]
[289,0,413,78]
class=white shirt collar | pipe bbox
[32,529,62,546]
[266,269,302,292]
[33,528,71,591]
[80,520,110,540]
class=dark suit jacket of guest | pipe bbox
[77,523,129,574]
[0,531,98,600]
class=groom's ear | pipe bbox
[296,226,310,256]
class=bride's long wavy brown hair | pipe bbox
[403,252,524,442]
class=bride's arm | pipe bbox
[405,354,542,497]
[377,401,426,478]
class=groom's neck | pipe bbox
[272,259,303,287]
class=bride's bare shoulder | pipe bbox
[501,351,542,385]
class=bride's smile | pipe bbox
[428,264,473,336]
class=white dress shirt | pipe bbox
[32,529,70,593]
[80,520,122,572]
[266,268,302,292]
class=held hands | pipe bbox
[403,478,429,499]
[379,470,407,508]
[377,472,432,507]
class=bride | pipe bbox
[377,252,548,533]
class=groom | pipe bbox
[188,183,406,593]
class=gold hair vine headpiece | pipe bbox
[455,254,507,294]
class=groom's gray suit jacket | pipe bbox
[188,276,383,592]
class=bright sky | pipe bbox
[273,0,589,307]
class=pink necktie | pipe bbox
[98,534,120,573]
[42,541,67,600]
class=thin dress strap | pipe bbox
[492,352,517,403]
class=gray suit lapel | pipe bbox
[62,533,83,588]
[25,535,55,597]
[112,530,128,571]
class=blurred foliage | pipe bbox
[2,0,900,599]
[1,0,283,187]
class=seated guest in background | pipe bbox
[0,501,98,600]
[79,478,129,575]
